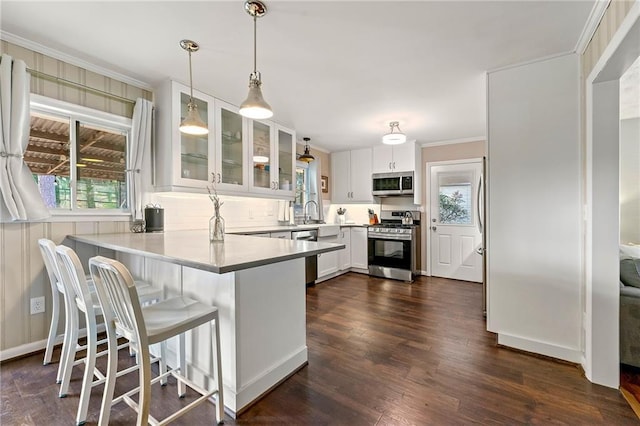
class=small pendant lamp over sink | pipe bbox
[298,137,315,163]
[178,39,209,136]
[382,121,406,145]
[239,0,273,120]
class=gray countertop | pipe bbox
[68,230,344,274]
[226,223,368,235]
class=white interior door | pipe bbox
[429,160,483,282]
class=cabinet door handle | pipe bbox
[389,162,392,170]
[393,162,396,169]
[217,173,221,184]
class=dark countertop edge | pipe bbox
[66,234,345,274]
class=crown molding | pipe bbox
[420,136,485,148]
[1,31,153,91]
[575,0,611,55]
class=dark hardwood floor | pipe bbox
[2,273,637,425]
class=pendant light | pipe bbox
[298,137,315,163]
[239,0,273,119]
[253,147,269,163]
[179,39,209,136]
[382,121,406,145]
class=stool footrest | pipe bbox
[110,367,220,426]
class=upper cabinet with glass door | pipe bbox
[214,100,248,192]
[248,120,295,198]
[275,125,295,197]
[155,80,215,191]
[154,80,295,198]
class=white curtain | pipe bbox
[128,98,153,221]
[0,54,50,222]
[308,158,324,222]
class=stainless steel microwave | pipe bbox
[372,172,414,196]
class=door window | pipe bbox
[438,171,473,225]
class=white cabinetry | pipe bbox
[249,121,295,198]
[317,235,339,278]
[214,100,248,192]
[156,80,216,191]
[338,227,351,270]
[154,80,295,199]
[331,148,373,203]
[372,141,422,204]
[350,227,368,270]
[373,141,418,173]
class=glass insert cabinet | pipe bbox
[155,80,295,198]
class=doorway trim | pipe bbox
[425,158,484,277]
[584,2,640,388]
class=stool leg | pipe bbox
[212,316,224,424]
[75,312,97,425]
[159,342,167,386]
[56,293,74,384]
[98,322,119,426]
[59,304,79,397]
[44,291,60,365]
[178,333,186,397]
[136,341,152,426]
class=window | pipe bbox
[26,95,132,213]
[294,161,309,217]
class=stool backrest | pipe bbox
[55,245,95,316]
[88,256,147,345]
[38,238,63,295]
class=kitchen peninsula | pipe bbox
[67,230,344,416]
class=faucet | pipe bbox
[304,200,319,224]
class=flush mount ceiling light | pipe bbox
[298,137,315,163]
[239,0,273,120]
[179,39,209,136]
[382,121,407,145]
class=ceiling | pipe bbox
[1,1,596,152]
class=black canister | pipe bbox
[144,205,164,232]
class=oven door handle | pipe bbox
[368,233,412,241]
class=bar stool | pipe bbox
[89,256,224,425]
[55,245,163,426]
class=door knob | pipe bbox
[431,226,437,231]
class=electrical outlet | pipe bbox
[30,296,45,315]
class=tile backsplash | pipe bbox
[149,193,282,231]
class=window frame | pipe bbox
[29,94,133,219]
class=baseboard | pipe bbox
[234,346,308,413]
[0,323,106,362]
[497,333,582,364]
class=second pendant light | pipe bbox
[239,0,273,119]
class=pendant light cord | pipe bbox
[253,15,258,74]
[188,48,195,102]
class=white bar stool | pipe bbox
[89,256,224,426]
[55,245,163,425]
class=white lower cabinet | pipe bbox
[316,226,368,281]
[350,227,368,270]
[339,227,351,271]
[317,235,339,277]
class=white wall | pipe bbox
[487,53,582,362]
[620,117,640,244]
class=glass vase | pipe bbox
[209,213,225,242]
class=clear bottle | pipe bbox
[209,205,225,242]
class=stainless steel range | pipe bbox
[368,210,421,282]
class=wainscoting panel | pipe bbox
[0,221,129,355]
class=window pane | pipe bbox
[438,171,473,224]
[77,122,127,209]
[27,112,71,209]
